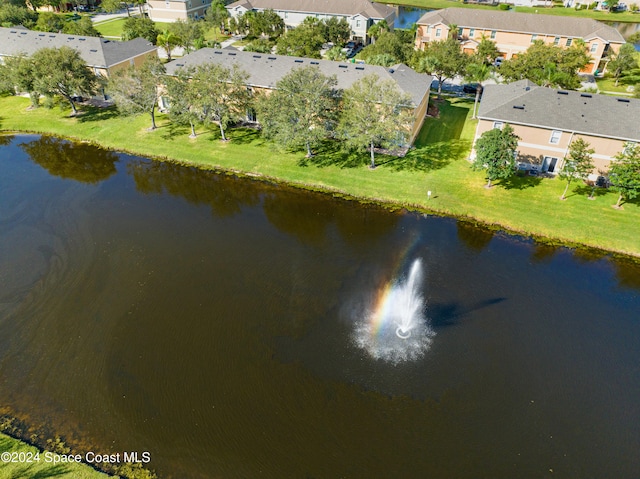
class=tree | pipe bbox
[0,54,40,107]
[325,45,347,61]
[156,29,180,61]
[608,43,638,86]
[474,36,501,66]
[246,8,284,39]
[257,66,337,157]
[367,19,389,44]
[62,16,101,36]
[464,61,491,119]
[107,56,165,129]
[324,16,350,46]
[360,30,413,65]
[413,37,466,97]
[121,16,159,44]
[169,18,204,54]
[34,11,64,32]
[185,63,250,141]
[31,46,97,115]
[609,143,640,208]
[0,4,38,27]
[499,40,590,89]
[205,0,229,32]
[338,74,413,169]
[276,22,324,58]
[559,138,595,200]
[100,0,123,13]
[472,124,520,188]
[164,68,201,137]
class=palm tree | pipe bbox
[157,30,181,62]
[464,62,491,119]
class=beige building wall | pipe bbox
[148,0,211,22]
[474,119,629,175]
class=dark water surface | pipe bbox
[1,135,639,478]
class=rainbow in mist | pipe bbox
[353,257,435,363]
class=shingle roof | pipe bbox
[417,8,625,43]
[0,27,156,69]
[226,0,395,20]
[165,48,431,106]
[478,82,640,142]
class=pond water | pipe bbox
[1,135,639,478]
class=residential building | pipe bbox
[0,27,157,77]
[415,8,625,74]
[225,0,396,44]
[163,48,431,145]
[147,0,211,23]
[473,80,640,178]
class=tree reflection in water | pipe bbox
[20,136,118,184]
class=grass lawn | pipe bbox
[596,75,636,93]
[387,0,640,22]
[93,17,127,38]
[1,95,639,257]
[0,433,110,479]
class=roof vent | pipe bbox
[20,32,27,35]
[9,30,16,33]
[339,64,348,68]
[355,66,364,70]
[79,38,85,41]
[294,59,303,63]
[90,49,98,52]
[388,68,395,73]
[68,37,74,40]
[617,98,630,103]
[38,33,45,36]
[176,63,184,67]
[49,35,55,38]
[103,40,110,43]
[513,105,525,110]
[268,56,276,60]
[525,86,531,91]
[580,93,592,98]
[252,54,261,58]
[310,61,319,65]
[557,91,569,95]
[228,52,236,56]
[214,51,222,54]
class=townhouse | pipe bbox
[225,0,396,44]
[474,80,640,178]
[415,8,625,74]
[163,48,432,145]
[0,26,157,77]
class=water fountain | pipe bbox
[353,258,435,363]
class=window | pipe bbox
[493,121,504,130]
[426,26,431,33]
[435,28,441,37]
[490,30,496,39]
[356,19,360,28]
[531,34,537,43]
[549,130,562,144]
[590,43,598,53]
[458,27,463,37]
[284,11,288,18]
[566,38,572,47]
[553,36,560,45]
[469,28,475,37]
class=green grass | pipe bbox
[93,17,127,38]
[1,95,639,257]
[596,75,635,93]
[387,0,640,22]
[0,433,110,479]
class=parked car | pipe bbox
[462,83,481,94]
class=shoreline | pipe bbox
[2,127,638,261]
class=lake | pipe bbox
[1,135,639,478]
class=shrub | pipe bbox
[498,4,511,10]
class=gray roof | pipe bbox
[0,27,157,69]
[165,48,431,106]
[478,81,640,142]
[226,0,395,20]
[417,8,625,43]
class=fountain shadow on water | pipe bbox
[429,297,507,328]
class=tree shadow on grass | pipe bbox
[229,127,263,145]
[380,139,471,172]
[298,141,366,169]
[498,172,543,190]
[160,121,191,141]
[75,105,119,123]
[573,184,610,200]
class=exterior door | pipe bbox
[543,156,558,173]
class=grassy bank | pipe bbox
[1,95,639,257]
[0,432,110,479]
[388,0,640,23]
